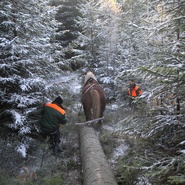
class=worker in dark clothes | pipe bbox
[38,96,67,154]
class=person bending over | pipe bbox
[38,96,67,154]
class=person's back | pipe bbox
[39,101,67,133]
[38,96,67,154]
[128,79,142,97]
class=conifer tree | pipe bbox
[140,0,185,115]
[54,0,83,71]
[0,0,63,157]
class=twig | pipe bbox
[75,117,104,126]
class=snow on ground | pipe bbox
[108,138,129,169]
[112,139,129,158]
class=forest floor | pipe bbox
[0,71,134,185]
[1,71,183,185]
[0,99,131,185]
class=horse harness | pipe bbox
[82,83,95,97]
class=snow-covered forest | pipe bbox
[0,0,185,184]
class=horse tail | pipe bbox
[91,89,102,130]
[93,90,101,119]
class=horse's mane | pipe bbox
[84,71,97,85]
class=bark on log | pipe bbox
[80,126,118,185]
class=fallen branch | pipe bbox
[75,117,104,126]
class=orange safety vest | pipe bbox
[45,103,66,115]
[128,86,142,97]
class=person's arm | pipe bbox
[137,87,142,95]
[127,88,131,96]
[60,114,68,125]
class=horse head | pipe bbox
[84,71,98,86]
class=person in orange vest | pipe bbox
[127,79,142,109]
[38,96,67,154]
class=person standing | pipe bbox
[127,79,142,110]
[38,96,67,154]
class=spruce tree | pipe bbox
[0,0,63,157]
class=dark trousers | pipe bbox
[41,129,61,152]
[129,97,137,111]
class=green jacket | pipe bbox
[38,103,67,133]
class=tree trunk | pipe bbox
[80,126,118,185]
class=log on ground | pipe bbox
[80,126,118,185]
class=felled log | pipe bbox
[80,126,118,185]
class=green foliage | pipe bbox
[114,120,185,184]
[0,0,185,185]
[116,164,139,185]
[0,170,16,185]
[100,132,115,158]
[168,175,185,185]
[42,175,63,185]
[146,156,185,185]
[114,136,150,184]
[0,168,36,185]
[0,0,62,132]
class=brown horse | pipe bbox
[81,72,106,131]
